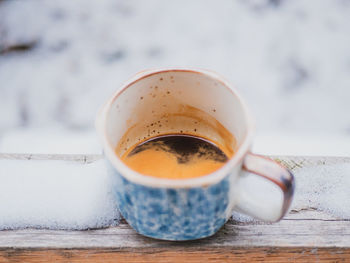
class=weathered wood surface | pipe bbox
[0,154,350,262]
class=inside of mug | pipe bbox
[105,70,249,159]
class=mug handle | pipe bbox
[235,153,295,222]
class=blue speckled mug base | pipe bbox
[110,162,230,241]
[129,219,226,241]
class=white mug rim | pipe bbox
[96,68,255,188]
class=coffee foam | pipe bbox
[120,134,232,179]
[116,104,236,159]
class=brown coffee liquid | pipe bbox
[120,134,231,179]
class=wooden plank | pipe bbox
[0,154,349,262]
[1,248,350,263]
[0,215,349,249]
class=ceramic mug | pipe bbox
[96,68,295,241]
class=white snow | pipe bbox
[231,211,255,223]
[0,157,349,229]
[3,129,350,156]
[0,0,350,229]
[232,163,350,222]
[253,133,350,156]
[293,163,350,219]
[0,128,101,154]
[0,159,119,230]
[0,0,350,137]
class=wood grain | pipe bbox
[1,248,350,263]
[0,154,349,262]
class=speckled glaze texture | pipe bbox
[110,162,230,240]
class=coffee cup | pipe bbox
[96,68,295,241]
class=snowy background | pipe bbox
[1,0,350,155]
[1,0,350,230]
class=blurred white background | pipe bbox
[0,0,350,155]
